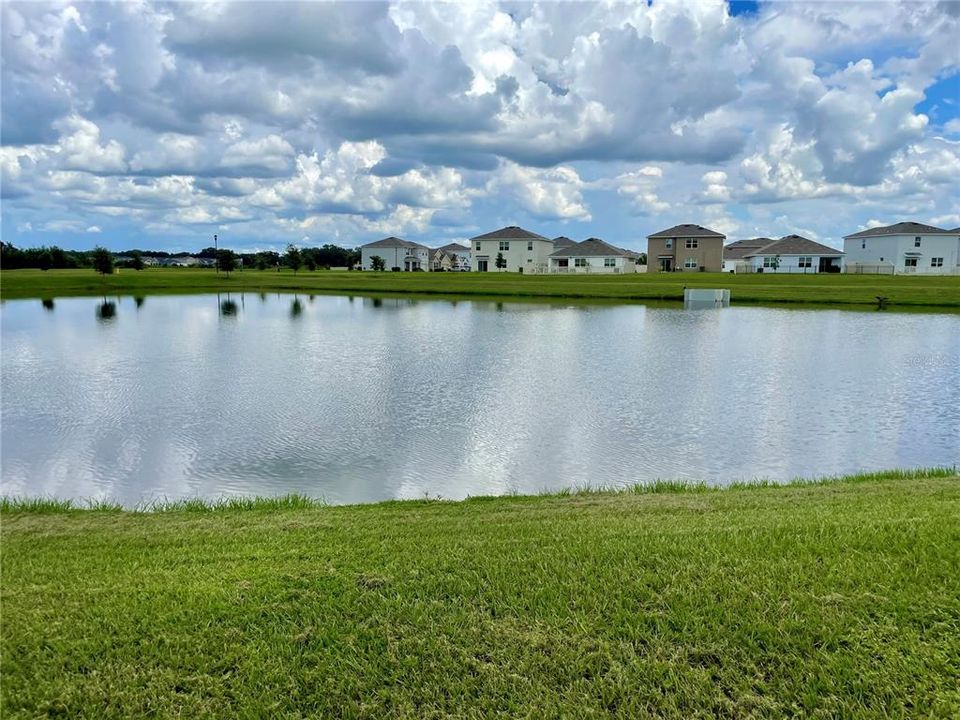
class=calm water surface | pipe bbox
[2,294,958,505]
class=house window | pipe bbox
[914,237,921,247]
[684,257,698,269]
[527,258,532,263]
[604,258,616,267]
[527,241,533,251]
[904,257,918,267]
[763,257,775,268]
[475,242,481,251]
[861,240,866,249]
[499,241,510,251]
[665,238,673,249]
[685,239,698,249]
[931,257,944,267]
[574,258,587,267]
[798,256,812,268]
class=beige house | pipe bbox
[647,224,725,272]
[470,226,554,273]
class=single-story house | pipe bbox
[647,224,725,272]
[360,237,431,271]
[724,235,843,273]
[548,238,638,274]
[843,222,960,275]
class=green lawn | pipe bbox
[2,469,958,718]
[3,267,960,308]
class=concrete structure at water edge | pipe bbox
[548,238,639,273]
[684,288,730,309]
[360,237,431,271]
[843,222,960,275]
[723,235,843,274]
[470,226,555,273]
[647,224,725,272]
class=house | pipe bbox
[724,235,843,273]
[435,242,471,271]
[647,224,725,272]
[360,237,431,271]
[470,226,554,273]
[843,222,960,275]
[552,236,576,253]
[548,238,639,273]
[430,249,453,271]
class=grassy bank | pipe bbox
[3,469,958,717]
[3,267,960,308]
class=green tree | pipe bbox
[370,255,386,271]
[256,255,268,271]
[305,255,317,272]
[771,254,781,272]
[38,249,53,271]
[284,244,303,274]
[217,249,237,276]
[130,250,145,271]
[495,252,507,271]
[91,246,114,276]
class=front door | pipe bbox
[477,259,489,272]
[658,257,673,272]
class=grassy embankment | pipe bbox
[2,267,960,308]
[2,468,959,717]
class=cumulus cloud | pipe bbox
[487,162,590,221]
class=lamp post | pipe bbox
[214,233,219,275]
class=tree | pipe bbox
[216,249,237,276]
[284,244,303,274]
[771,254,781,272]
[130,250,145,271]
[91,246,114,276]
[38,249,53,271]
[370,255,386,271]
[304,255,317,272]
[256,255,268,271]
[638,252,647,266]
[495,252,507,271]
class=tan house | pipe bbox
[647,224,725,272]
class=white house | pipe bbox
[723,235,843,273]
[470,226,554,273]
[436,242,471,270]
[360,237,431,271]
[843,222,960,275]
[548,238,639,273]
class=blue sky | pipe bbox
[2,0,958,254]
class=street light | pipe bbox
[214,234,219,275]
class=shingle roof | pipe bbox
[436,243,470,254]
[647,223,725,239]
[362,236,428,249]
[843,222,950,239]
[723,238,774,261]
[751,235,843,256]
[471,226,550,241]
[552,236,576,249]
[550,238,635,258]
[950,227,960,233]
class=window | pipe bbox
[604,258,616,267]
[684,257,698,269]
[914,237,921,247]
[798,256,812,268]
[527,258,532,263]
[475,242,481,251]
[574,258,587,267]
[931,257,944,267]
[861,240,866,249]
[527,241,533,251]
[685,239,698,249]
[904,257,918,267]
[763,257,775,268]
[499,241,510,251]
[665,238,673,249]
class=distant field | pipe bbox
[2,267,960,308]
[2,469,958,717]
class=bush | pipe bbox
[391,267,401,272]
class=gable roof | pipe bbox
[437,243,470,254]
[550,238,635,258]
[950,228,960,233]
[724,238,774,261]
[362,236,428,250]
[750,235,843,256]
[470,226,550,241]
[552,236,576,249]
[648,224,725,240]
[843,222,951,239]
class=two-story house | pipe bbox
[360,237,431,271]
[470,226,554,273]
[843,222,960,275]
[646,224,725,272]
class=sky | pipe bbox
[2,1,958,254]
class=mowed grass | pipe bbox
[3,267,960,308]
[2,470,959,718]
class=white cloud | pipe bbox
[487,161,590,220]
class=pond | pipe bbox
[2,293,958,506]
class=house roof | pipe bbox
[362,236,428,249]
[750,235,844,257]
[843,221,951,239]
[723,238,774,261]
[552,236,576,249]
[470,225,550,241]
[437,243,470,254]
[550,238,635,258]
[950,227,960,233]
[647,224,725,240]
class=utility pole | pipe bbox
[214,234,219,275]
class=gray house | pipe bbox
[360,237,430,271]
